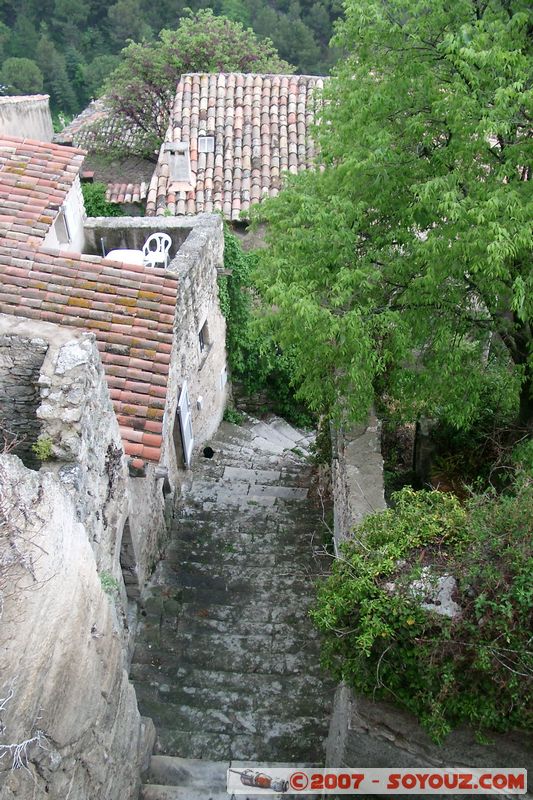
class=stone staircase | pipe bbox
[132,414,333,799]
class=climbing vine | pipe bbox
[312,478,533,742]
[218,226,313,427]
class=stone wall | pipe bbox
[0,95,54,141]
[0,332,48,469]
[0,455,154,800]
[326,687,532,797]
[0,314,164,597]
[84,213,229,485]
[331,411,386,554]
[327,416,533,797]
[162,213,228,477]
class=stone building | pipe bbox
[0,134,229,797]
[0,95,54,142]
[0,134,228,572]
[54,73,326,225]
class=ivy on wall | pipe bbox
[218,226,313,428]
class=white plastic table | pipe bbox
[106,248,145,266]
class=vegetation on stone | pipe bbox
[312,476,533,742]
[255,0,533,433]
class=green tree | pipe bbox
[53,0,89,46]
[256,0,533,431]
[0,20,11,63]
[36,28,78,113]
[84,54,121,98]
[105,10,293,158]
[106,0,153,48]
[6,12,38,57]
[1,57,43,94]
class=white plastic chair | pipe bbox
[142,232,172,268]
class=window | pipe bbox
[198,136,215,153]
[199,319,209,353]
[164,141,193,186]
[55,206,71,244]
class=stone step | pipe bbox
[154,726,327,762]
[136,695,325,740]
[146,756,228,790]
[266,416,315,448]
[135,679,328,720]
[175,616,321,642]
[248,418,307,451]
[141,785,228,800]
[168,641,324,675]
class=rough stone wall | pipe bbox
[326,687,532,797]
[163,213,228,477]
[0,333,48,469]
[0,95,54,141]
[327,416,533,794]
[331,411,386,554]
[43,177,86,254]
[0,314,163,595]
[0,455,154,800]
[29,322,130,574]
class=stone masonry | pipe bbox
[132,414,335,785]
[0,332,48,469]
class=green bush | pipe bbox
[223,405,245,425]
[312,481,533,742]
[81,182,123,218]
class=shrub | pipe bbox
[81,182,123,218]
[31,436,53,462]
[312,481,533,742]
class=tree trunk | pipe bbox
[518,369,533,433]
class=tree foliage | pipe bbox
[255,0,533,430]
[0,0,339,115]
[104,10,293,158]
[312,476,533,741]
[218,227,314,426]
[1,56,43,94]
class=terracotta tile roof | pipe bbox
[106,181,148,205]
[0,245,178,465]
[54,97,150,154]
[146,72,326,221]
[0,135,85,247]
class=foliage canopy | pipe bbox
[104,10,293,159]
[256,0,533,431]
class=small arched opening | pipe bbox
[119,518,140,601]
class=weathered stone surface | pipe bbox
[327,419,533,796]
[134,415,333,774]
[326,688,533,796]
[0,455,154,800]
[331,412,386,553]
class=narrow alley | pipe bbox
[131,414,334,797]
